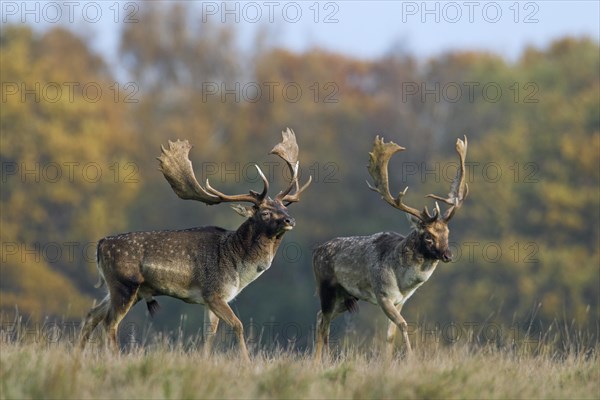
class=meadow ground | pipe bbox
[1,323,598,400]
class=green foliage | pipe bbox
[0,4,598,346]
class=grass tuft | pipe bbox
[0,320,598,399]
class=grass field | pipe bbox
[1,320,598,400]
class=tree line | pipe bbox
[1,3,598,348]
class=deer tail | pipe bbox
[146,299,161,317]
[94,239,107,289]
[94,276,105,289]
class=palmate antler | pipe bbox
[367,136,433,221]
[270,128,312,205]
[426,136,469,222]
[367,135,468,222]
[158,139,269,206]
[157,128,311,207]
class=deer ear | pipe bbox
[231,204,255,218]
[406,213,421,229]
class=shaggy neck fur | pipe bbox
[228,217,285,269]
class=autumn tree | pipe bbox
[1,26,141,318]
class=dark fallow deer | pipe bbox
[313,135,468,360]
[79,128,311,361]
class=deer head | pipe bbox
[157,128,311,238]
[367,135,468,263]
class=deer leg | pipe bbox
[379,298,412,353]
[203,308,220,357]
[385,303,405,358]
[386,319,397,356]
[315,310,333,362]
[103,282,140,353]
[315,280,339,362]
[206,298,250,363]
[79,295,110,350]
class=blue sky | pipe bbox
[2,1,599,64]
[231,0,600,61]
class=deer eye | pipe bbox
[260,211,271,218]
[424,234,434,245]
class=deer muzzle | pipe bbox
[283,217,296,230]
[441,249,453,263]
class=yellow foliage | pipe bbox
[1,18,598,332]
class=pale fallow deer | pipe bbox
[79,128,311,362]
[313,135,468,360]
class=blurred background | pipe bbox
[1,1,598,350]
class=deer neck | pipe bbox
[398,230,439,273]
[229,218,284,277]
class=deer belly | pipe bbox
[141,262,204,303]
[336,272,378,305]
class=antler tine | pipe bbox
[271,128,312,204]
[158,140,268,206]
[425,135,469,221]
[204,164,269,205]
[278,161,298,199]
[249,164,269,199]
[421,202,441,221]
[367,136,424,221]
[281,174,313,205]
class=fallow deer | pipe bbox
[79,128,311,361]
[313,135,468,360]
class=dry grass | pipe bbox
[0,319,598,399]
